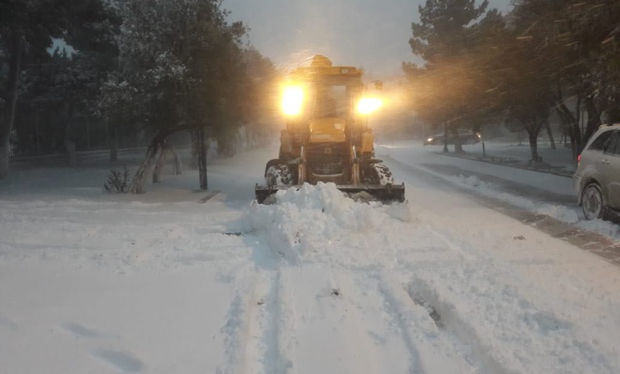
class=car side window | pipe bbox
[612,131,620,155]
[603,131,619,155]
[589,131,613,152]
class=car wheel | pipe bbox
[582,183,605,220]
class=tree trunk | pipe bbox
[451,127,463,153]
[545,121,556,150]
[64,104,77,167]
[152,145,166,184]
[109,124,118,163]
[0,134,9,179]
[481,128,486,158]
[557,101,581,158]
[85,117,91,150]
[583,97,601,144]
[442,122,448,153]
[190,130,199,169]
[170,145,182,175]
[196,127,208,191]
[528,128,542,163]
[0,33,24,179]
[555,103,580,160]
[65,136,77,167]
[130,143,160,194]
[34,110,40,154]
[130,125,193,193]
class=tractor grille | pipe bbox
[306,143,348,176]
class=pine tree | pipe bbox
[410,0,489,63]
[405,0,490,153]
[0,0,114,176]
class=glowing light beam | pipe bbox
[357,97,383,115]
[281,86,304,116]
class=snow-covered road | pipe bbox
[1,144,620,374]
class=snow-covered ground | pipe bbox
[418,139,576,174]
[1,143,620,374]
[378,141,620,240]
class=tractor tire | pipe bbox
[363,163,394,185]
[265,159,294,187]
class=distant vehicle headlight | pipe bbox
[282,86,304,116]
[427,137,434,142]
[357,97,383,115]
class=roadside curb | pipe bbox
[435,151,574,178]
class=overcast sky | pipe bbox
[223,0,512,78]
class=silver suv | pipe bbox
[574,124,620,220]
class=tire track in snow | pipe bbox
[405,277,515,374]
[375,273,426,374]
[413,226,616,374]
[261,268,292,374]
[281,265,418,374]
[376,272,479,374]
[218,268,260,374]
[217,266,293,374]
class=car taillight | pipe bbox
[577,154,581,163]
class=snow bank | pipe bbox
[240,183,412,264]
[448,174,620,240]
[453,174,581,223]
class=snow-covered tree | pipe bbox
[0,0,116,175]
[0,0,67,177]
[404,0,492,153]
[508,0,620,160]
[100,0,258,192]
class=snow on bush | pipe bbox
[240,183,412,264]
[103,166,131,193]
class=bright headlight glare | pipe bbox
[282,86,304,116]
[357,97,383,115]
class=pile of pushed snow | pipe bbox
[241,183,411,264]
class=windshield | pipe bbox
[313,84,349,118]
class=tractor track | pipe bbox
[375,274,428,374]
[376,270,499,374]
[218,268,260,374]
[218,266,292,374]
[405,274,515,374]
[262,268,291,374]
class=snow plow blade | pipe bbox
[255,183,406,204]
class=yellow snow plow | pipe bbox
[255,55,405,204]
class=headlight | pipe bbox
[357,97,383,115]
[427,137,433,142]
[281,86,304,116]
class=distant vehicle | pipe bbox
[574,123,620,220]
[424,130,481,146]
